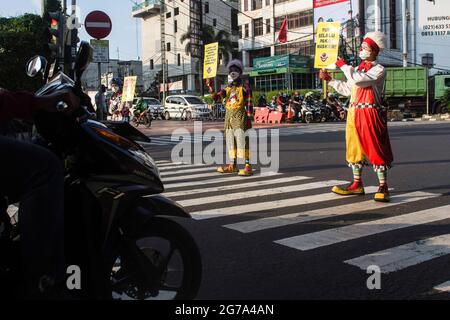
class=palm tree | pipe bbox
[180,25,234,66]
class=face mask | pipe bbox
[112,86,119,93]
[229,72,240,81]
[359,49,371,60]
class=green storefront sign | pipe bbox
[251,54,311,77]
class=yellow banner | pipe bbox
[122,76,138,102]
[314,22,341,69]
[203,42,219,79]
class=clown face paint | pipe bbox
[229,72,240,81]
[359,49,371,60]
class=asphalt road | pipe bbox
[143,120,450,299]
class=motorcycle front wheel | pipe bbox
[110,217,202,300]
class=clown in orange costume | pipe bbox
[320,31,394,202]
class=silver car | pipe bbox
[164,95,211,120]
[132,97,164,119]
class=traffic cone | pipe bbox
[286,106,294,123]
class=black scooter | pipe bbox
[0,42,201,300]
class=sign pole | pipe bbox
[323,69,328,100]
[426,66,429,115]
[98,62,102,88]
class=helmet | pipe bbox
[227,59,243,73]
[110,77,123,87]
[304,92,314,99]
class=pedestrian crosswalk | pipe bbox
[144,124,347,146]
[144,121,444,146]
[155,160,450,293]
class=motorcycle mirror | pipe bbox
[26,56,47,78]
[75,41,93,73]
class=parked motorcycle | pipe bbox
[326,94,347,121]
[0,42,202,300]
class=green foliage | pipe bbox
[202,95,214,105]
[180,25,234,65]
[0,14,47,91]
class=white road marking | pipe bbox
[275,196,444,251]
[190,186,379,220]
[226,191,436,233]
[178,180,347,207]
[344,232,450,274]
[163,176,312,198]
[163,172,281,190]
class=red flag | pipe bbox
[277,17,288,43]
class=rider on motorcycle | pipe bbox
[257,94,267,108]
[291,91,302,122]
[133,97,149,123]
[0,88,79,298]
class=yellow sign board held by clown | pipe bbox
[122,76,138,102]
[314,22,341,69]
[203,42,219,79]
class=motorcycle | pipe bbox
[326,96,347,121]
[132,108,152,128]
[300,100,315,123]
[0,42,202,300]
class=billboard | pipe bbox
[416,0,450,71]
[314,0,360,39]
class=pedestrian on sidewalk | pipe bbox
[206,59,254,176]
[320,31,394,202]
[94,85,107,121]
[109,78,123,121]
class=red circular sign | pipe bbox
[84,11,112,39]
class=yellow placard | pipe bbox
[122,76,138,102]
[314,22,341,69]
[203,42,219,79]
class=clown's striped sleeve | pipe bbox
[244,81,253,115]
[209,87,227,102]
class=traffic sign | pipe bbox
[90,39,110,63]
[84,11,112,39]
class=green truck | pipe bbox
[331,67,450,115]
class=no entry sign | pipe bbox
[84,11,112,39]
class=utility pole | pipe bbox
[41,0,45,16]
[199,0,204,96]
[402,0,408,67]
[374,0,381,32]
[160,0,167,106]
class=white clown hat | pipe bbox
[363,31,387,54]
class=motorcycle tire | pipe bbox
[145,117,152,128]
[110,217,202,300]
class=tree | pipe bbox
[0,14,47,91]
[180,25,234,66]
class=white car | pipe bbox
[164,95,211,120]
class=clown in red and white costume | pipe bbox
[320,31,394,202]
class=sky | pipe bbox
[0,0,141,61]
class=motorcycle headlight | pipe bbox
[128,149,160,177]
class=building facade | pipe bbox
[133,0,239,94]
[82,59,144,92]
[237,0,315,92]
[238,0,450,93]
[363,0,450,73]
